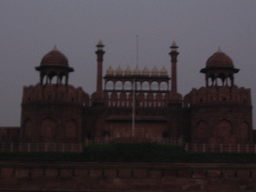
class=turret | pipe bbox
[35,46,74,86]
[200,48,239,87]
[95,40,105,100]
[169,41,179,100]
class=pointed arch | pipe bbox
[66,119,77,138]
[110,92,118,107]
[115,81,123,90]
[195,120,209,139]
[119,92,127,107]
[41,118,57,141]
[124,81,132,91]
[155,93,163,107]
[24,119,33,137]
[105,80,114,90]
[137,92,145,107]
[146,93,154,107]
[142,81,150,90]
[240,121,249,141]
[215,119,232,143]
[151,81,158,91]
[160,81,168,91]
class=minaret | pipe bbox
[169,41,179,100]
[95,40,105,100]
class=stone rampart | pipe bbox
[0,161,256,191]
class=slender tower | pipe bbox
[95,40,105,101]
[169,41,179,100]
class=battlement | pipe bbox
[22,83,89,106]
[184,85,251,107]
[101,91,182,108]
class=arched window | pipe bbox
[141,81,150,91]
[135,81,141,91]
[105,81,114,90]
[215,119,232,143]
[137,92,145,107]
[160,81,168,90]
[0,129,7,142]
[115,81,123,90]
[41,118,57,141]
[151,81,158,91]
[119,92,127,107]
[110,92,118,107]
[155,93,163,107]
[124,81,132,91]
[66,120,77,138]
[50,76,58,84]
[240,122,249,141]
[146,93,154,108]
[196,121,208,139]
[24,119,33,137]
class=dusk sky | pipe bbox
[1,1,256,128]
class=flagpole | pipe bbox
[132,35,139,138]
[132,77,135,138]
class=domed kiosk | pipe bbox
[200,48,239,87]
[35,46,74,85]
[21,46,88,144]
[184,48,252,144]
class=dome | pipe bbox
[124,66,132,76]
[160,66,168,76]
[40,46,69,67]
[151,66,158,77]
[133,65,140,75]
[206,49,234,69]
[115,66,123,76]
[106,66,114,76]
[142,66,150,76]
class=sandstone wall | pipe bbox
[0,162,256,191]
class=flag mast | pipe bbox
[132,35,139,138]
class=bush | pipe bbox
[84,142,186,162]
[1,143,256,163]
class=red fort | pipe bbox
[0,41,256,191]
[0,41,253,146]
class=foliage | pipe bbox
[0,143,256,163]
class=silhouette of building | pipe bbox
[0,41,253,145]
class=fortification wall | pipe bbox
[22,83,89,106]
[184,86,251,107]
[0,127,20,142]
[0,161,256,191]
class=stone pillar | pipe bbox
[169,42,179,100]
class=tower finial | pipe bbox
[53,45,58,51]
[96,39,104,50]
[217,46,222,52]
[171,41,177,47]
[170,41,178,51]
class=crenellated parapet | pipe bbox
[185,85,252,144]
[21,84,89,143]
[22,83,89,106]
[184,86,251,107]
